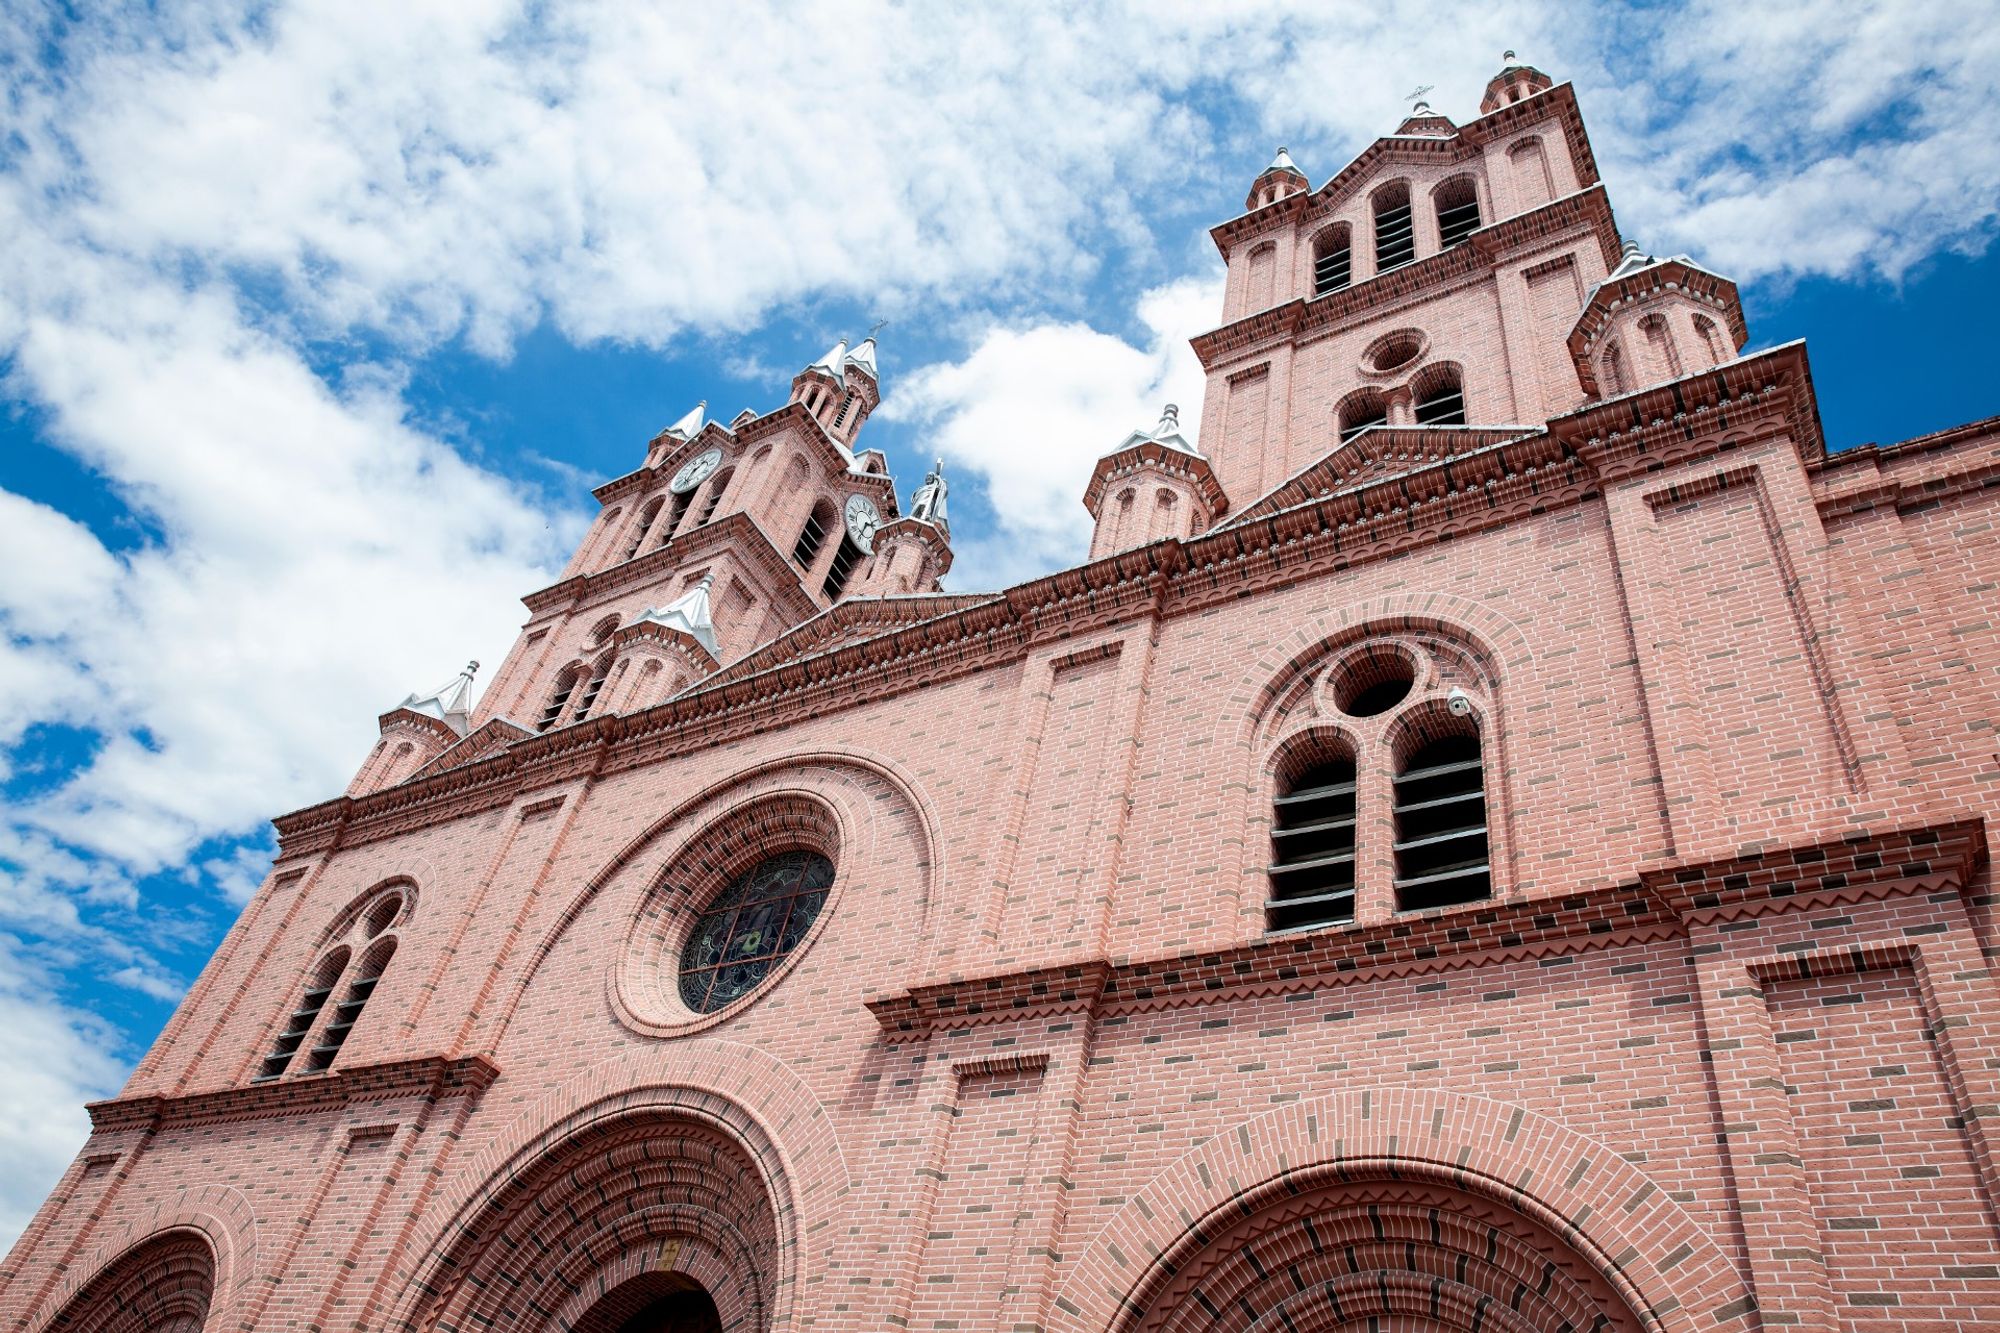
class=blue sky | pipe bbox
[1,1,1997,1246]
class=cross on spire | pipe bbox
[1402,83,1435,110]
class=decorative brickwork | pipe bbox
[7,58,2000,1333]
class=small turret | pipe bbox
[1246,146,1308,212]
[348,661,480,796]
[789,336,880,446]
[1566,240,1748,403]
[1480,51,1553,114]
[1394,100,1455,138]
[1083,405,1228,560]
[850,460,953,597]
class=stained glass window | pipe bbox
[677,850,833,1013]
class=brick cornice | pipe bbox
[86,1054,499,1133]
[1082,440,1229,517]
[520,511,818,628]
[867,815,1985,1040]
[270,349,1843,858]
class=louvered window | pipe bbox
[1339,401,1389,444]
[256,948,348,1081]
[622,498,662,561]
[696,469,733,527]
[793,504,832,569]
[1393,734,1491,910]
[569,657,612,723]
[1267,760,1357,931]
[1375,188,1416,272]
[1313,230,1352,296]
[1414,376,1466,425]
[306,940,395,1073]
[1436,179,1481,248]
[822,536,863,600]
[538,670,579,731]
[660,488,693,545]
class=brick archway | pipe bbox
[1052,1089,1751,1333]
[387,1045,846,1332]
[24,1185,256,1333]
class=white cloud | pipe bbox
[0,0,1996,1255]
[885,275,1220,589]
[0,941,127,1248]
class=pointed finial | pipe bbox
[1503,49,1517,62]
[664,399,707,440]
[1157,403,1180,435]
[463,660,479,678]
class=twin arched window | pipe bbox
[257,887,405,1080]
[1265,641,1494,933]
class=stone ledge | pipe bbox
[86,1053,499,1133]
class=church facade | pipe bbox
[7,58,2000,1333]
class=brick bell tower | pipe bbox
[345,336,954,796]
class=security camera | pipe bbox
[1446,687,1474,717]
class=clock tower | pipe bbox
[344,337,946,791]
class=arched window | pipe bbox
[1694,314,1728,367]
[697,468,734,526]
[1434,176,1481,248]
[1413,365,1467,425]
[1312,224,1352,296]
[1338,390,1389,443]
[793,500,835,569]
[569,654,614,723]
[660,487,695,546]
[1508,137,1554,210]
[1640,312,1682,379]
[1373,182,1415,273]
[1244,241,1277,313]
[256,946,349,1080]
[538,665,582,732]
[1393,730,1491,910]
[306,937,396,1072]
[830,391,856,432]
[1602,340,1628,395]
[1267,757,1357,931]
[621,497,663,562]
[822,535,864,600]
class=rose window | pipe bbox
[677,850,834,1013]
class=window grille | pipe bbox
[661,488,694,545]
[622,498,662,561]
[1267,760,1357,931]
[255,948,348,1081]
[1313,231,1352,295]
[569,658,612,723]
[822,536,863,600]
[1393,734,1491,910]
[538,671,579,731]
[1414,376,1467,425]
[1340,401,1389,443]
[696,469,733,526]
[792,504,831,569]
[1436,181,1482,248]
[1375,190,1416,272]
[305,940,395,1073]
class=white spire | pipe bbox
[663,400,707,440]
[807,338,850,379]
[847,336,879,381]
[398,661,478,736]
[1112,402,1197,456]
[633,574,719,657]
[1264,145,1305,178]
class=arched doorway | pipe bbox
[411,1108,780,1333]
[1125,1177,1646,1332]
[571,1272,723,1333]
[42,1229,215,1333]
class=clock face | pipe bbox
[668,447,724,494]
[844,493,881,551]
